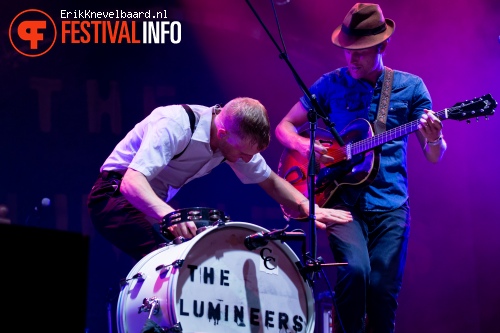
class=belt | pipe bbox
[100,170,125,181]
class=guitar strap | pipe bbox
[373,66,394,134]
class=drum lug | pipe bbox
[215,220,228,228]
[155,259,184,272]
[166,322,183,332]
[173,236,186,245]
[138,297,159,316]
[173,259,184,267]
[139,299,183,332]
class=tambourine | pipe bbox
[160,207,230,237]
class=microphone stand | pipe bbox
[244,0,345,283]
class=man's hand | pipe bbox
[313,206,353,230]
[418,109,443,142]
[165,221,198,239]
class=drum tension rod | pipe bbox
[119,272,146,287]
[155,259,185,272]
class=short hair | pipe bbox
[220,97,271,151]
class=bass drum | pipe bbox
[117,221,315,333]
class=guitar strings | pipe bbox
[282,97,489,182]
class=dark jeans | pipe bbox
[329,201,410,333]
[87,174,169,261]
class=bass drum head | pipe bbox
[117,222,315,333]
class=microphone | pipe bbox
[244,231,270,251]
[244,227,305,251]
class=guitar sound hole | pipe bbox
[284,166,304,184]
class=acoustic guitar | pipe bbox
[278,94,497,219]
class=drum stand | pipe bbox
[244,0,347,285]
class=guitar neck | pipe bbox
[351,109,448,155]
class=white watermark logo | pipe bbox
[9,8,182,56]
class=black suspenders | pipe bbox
[171,104,226,164]
[172,104,196,160]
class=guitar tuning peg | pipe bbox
[476,117,479,122]
[485,116,489,120]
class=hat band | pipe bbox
[341,23,387,37]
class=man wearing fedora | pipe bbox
[276,3,447,332]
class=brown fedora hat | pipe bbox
[331,3,395,50]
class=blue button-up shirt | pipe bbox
[300,67,431,211]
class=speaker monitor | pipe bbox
[0,224,89,331]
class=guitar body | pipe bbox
[278,118,380,218]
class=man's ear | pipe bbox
[217,128,228,139]
[378,40,388,53]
